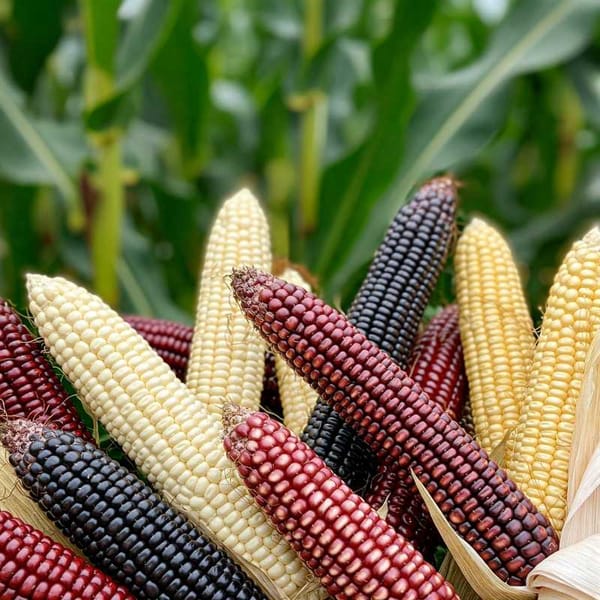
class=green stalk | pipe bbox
[298,0,325,236]
[80,0,123,305]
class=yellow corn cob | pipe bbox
[0,447,83,556]
[505,226,600,532]
[455,217,535,453]
[275,268,319,435]
[26,274,325,600]
[186,189,271,416]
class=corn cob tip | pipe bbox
[424,174,458,195]
[582,224,600,243]
[1,418,44,462]
[225,187,260,207]
[222,402,254,436]
[231,267,277,314]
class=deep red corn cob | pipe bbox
[3,420,268,600]
[366,305,468,553]
[0,510,133,600]
[302,177,458,491]
[231,268,559,585]
[0,300,93,442]
[124,315,193,381]
[223,405,458,600]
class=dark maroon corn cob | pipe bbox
[260,351,283,419]
[302,177,458,491]
[366,305,468,554]
[0,300,93,443]
[459,397,477,441]
[0,510,134,600]
[231,268,559,585]
[124,315,193,381]
[223,405,458,600]
[3,420,268,600]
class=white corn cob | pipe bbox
[26,274,325,600]
[275,268,319,435]
[0,446,83,556]
[455,217,535,453]
[186,189,271,416]
[505,226,600,533]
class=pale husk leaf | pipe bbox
[412,473,535,600]
[440,552,482,600]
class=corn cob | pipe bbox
[302,177,458,490]
[231,268,559,585]
[3,419,268,600]
[223,405,458,600]
[0,510,134,600]
[459,397,476,441]
[186,188,271,415]
[26,273,325,600]
[0,447,82,555]
[505,226,600,532]
[124,315,192,381]
[455,217,534,453]
[0,299,92,443]
[260,352,283,420]
[366,305,468,555]
[275,268,319,435]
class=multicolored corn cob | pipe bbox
[231,268,559,585]
[455,218,534,453]
[275,268,319,436]
[302,177,458,490]
[366,305,468,554]
[3,420,268,600]
[506,226,600,532]
[26,273,325,600]
[186,188,272,415]
[0,510,133,600]
[223,405,458,600]
[0,299,92,442]
[124,315,192,381]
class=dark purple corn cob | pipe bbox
[2,420,268,600]
[0,510,134,600]
[302,177,458,491]
[231,268,559,585]
[223,405,458,600]
[260,351,283,419]
[366,305,469,553]
[124,315,193,381]
[0,300,93,443]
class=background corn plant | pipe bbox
[0,0,599,318]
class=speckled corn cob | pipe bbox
[0,510,133,600]
[505,226,600,532]
[0,299,92,442]
[223,405,458,600]
[26,274,325,600]
[125,315,192,381]
[455,218,534,453]
[302,177,458,490]
[3,420,268,600]
[275,268,319,435]
[366,305,468,554]
[232,268,559,585]
[186,189,271,415]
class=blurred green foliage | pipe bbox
[0,0,599,321]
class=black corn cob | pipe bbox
[231,268,559,586]
[301,177,458,490]
[2,420,268,600]
[260,351,283,420]
[0,299,93,443]
[124,315,193,381]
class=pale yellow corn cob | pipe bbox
[505,226,600,533]
[26,274,325,600]
[455,217,535,453]
[0,447,83,556]
[275,268,319,435]
[186,189,271,416]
